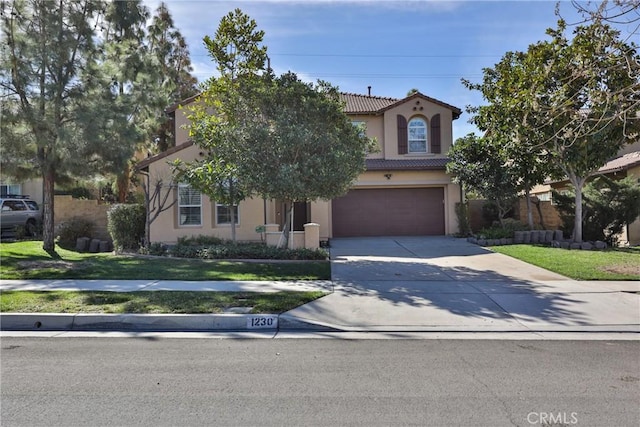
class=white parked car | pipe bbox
[0,195,42,236]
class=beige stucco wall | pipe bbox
[351,114,384,159]
[383,101,454,159]
[0,178,44,205]
[54,195,111,240]
[173,105,193,145]
[147,144,274,244]
[624,164,640,245]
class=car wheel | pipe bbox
[25,219,37,237]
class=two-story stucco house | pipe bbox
[136,91,462,244]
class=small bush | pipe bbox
[55,217,94,249]
[176,235,225,246]
[455,202,472,236]
[107,204,145,252]
[141,242,168,256]
[477,220,526,240]
[168,238,328,260]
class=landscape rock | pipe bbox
[89,239,101,253]
[581,242,594,250]
[523,231,531,244]
[513,231,524,244]
[560,242,570,249]
[544,230,554,243]
[99,240,111,252]
[477,239,487,246]
[75,237,90,252]
[594,241,607,250]
[554,230,564,241]
[570,243,581,250]
[531,231,540,243]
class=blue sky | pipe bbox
[142,0,605,140]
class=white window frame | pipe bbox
[408,117,428,153]
[178,184,202,226]
[0,184,21,196]
[215,203,239,226]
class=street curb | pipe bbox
[0,313,279,332]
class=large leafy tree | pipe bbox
[242,72,373,245]
[447,134,520,226]
[459,19,639,242]
[174,8,267,242]
[527,20,640,242]
[463,51,556,228]
[0,0,137,252]
[176,9,373,246]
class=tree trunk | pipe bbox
[117,165,130,203]
[524,188,533,229]
[42,167,56,253]
[229,178,237,243]
[571,175,587,243]
[533,198,546,230]
[278,202,293,249]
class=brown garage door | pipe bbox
[332,188,445,237]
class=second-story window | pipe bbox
[351,120,366,137]
[408,118,427,153]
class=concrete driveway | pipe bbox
[281,236,640,334]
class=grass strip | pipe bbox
[0,241,330,281]
[0,290,327,314]
[490,245,639,280]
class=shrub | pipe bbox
[477,219,526,240]
[553,176,640,245]
[55,217,94,249]
[107,204,145,252]
[454,202,472,236]
[168,238,328,260]
[176,235,225,246]
[142,242,168,256]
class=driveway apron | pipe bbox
[281,236,640,333]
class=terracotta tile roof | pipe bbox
[339,93,399,114]
[598,150,640,174]
[339,91,462,119]
[135,140,194,171]
[366,158,449,171]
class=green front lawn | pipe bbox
[0,290,326,314]
[490,244,640,280]
[0,241,330,281]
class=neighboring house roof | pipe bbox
[340,91,462,119]
[135,140,194,171]
[540,150,640,186]
[366,158,449,171]
[597,150,640,175]
[165,93,200,113]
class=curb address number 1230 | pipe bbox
[247,316,278,329]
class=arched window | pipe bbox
[408,117,427,153]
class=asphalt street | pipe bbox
[1,338,639,426]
